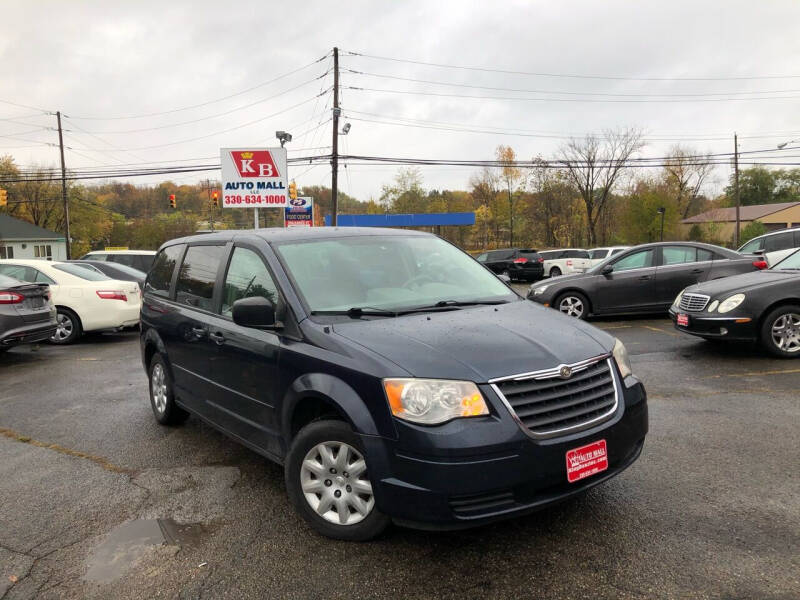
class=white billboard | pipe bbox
[220,147,288,208]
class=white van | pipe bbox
[737,227,800,266]
[588,246,630,267]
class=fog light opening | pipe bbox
[719,327,728,336]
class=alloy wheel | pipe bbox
[51,313,73,342]
[771,312,800,353]
[559,296,584,318]
[151,363,168,413]
[300,441,374,525]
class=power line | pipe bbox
[343,50,800,82]
[65,53,331,120]
[346,69,800,98]
[346,85,800,104]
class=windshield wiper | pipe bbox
[311,306,398,318]
[432,299,510,307]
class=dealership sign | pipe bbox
[220,147,288,208]
[285,196,314,227]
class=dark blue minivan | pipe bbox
[140,228,648,540]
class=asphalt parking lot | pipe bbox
[1,297,799,599]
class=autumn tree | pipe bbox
[559,128,644,245]
[663,146,714,219]
[496,145,525,246]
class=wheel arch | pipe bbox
[553,288,593,314]
[281,373,383,447]
[54,304,83,328]
[757,298,800,331]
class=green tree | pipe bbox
[739,220,767,245]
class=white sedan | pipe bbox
[0,259,141,344]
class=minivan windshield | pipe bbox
[275,235,516,313]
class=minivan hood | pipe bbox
[686,269,800,297]
[331,300,614,382]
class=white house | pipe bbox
[0,214,68,261]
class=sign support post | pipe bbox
[254,207,259,229]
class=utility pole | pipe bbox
[733,133,740,247]
[508,188,513,247]
[204,179,215,232]
[56,111,71,258]
[331,46,340,226]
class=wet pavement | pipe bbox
[0,307,798,599]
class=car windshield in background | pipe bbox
[773,249,800,270]
[52,263,111,281]
[275,235,516,313]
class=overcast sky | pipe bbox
[2,0,799,200]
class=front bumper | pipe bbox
[362,377,648,529]
[668,307,757,341]
[0,320,58,347]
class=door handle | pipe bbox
[209,331,226,345]
[690,268,704,274]
[191,326,207,338]
[637,275,652,281]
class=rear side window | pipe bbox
[569,250,590,259]
[221,247,279,317]
[539,251,556,260]
[519,251,541,260]
[764,231,795,252]
[590,249,609,260]
[739,237,764,253]
[146,244,185,298]
[662,246,696,265]
[175,245,226,311]
[108,254,136,268]
[697,249,713,262]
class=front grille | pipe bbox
[679,292,710,312]
[491,358,618,438]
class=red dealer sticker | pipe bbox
[676,313,689,327]
[566,439,608,483]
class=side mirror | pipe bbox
[601,264,614,275]
[232,296,277,329]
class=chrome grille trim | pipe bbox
[490,356,620,440]
[679,292,710,312]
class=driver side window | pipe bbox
[221,247,279,318]
[613,249,654,272]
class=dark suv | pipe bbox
[140,228,648,540]
[475,248,544,282]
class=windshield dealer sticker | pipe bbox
[566,439,608,483]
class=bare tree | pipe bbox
[662,145,714,219]
[559,128,644,245]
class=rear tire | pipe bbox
[760,304,800,358]
[49,308,82,345]
[285,420,390,541]
[550,267,562,278]
[148,354,189,425]
[555,292,589,319]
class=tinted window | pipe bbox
[662,246,696,265]
[739,237,764,253]
[108,254,136,268]
[133,255,155,272]
[613,249,654,271]
[519,251,541,260]
[221,247,279,317]
[764,231,795,253]
[34,270,56,284]
[590,249,609,260]
[697,249,713,262]
[0,264,36,282]
[175,245,226,311]
[146,244,185,298]
[489,250,514,260]
[568,250,590,259]
[53,264,111,281]
[611,248,626,256]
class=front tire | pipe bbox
[556,292,589,319]
[148,354,189,425]
[761,305,800,358]
[50,308,82,345]
[285,420,390,541]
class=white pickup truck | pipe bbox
[539,249,592,277]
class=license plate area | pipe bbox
[566,439,608,483]
[677,313,689,327]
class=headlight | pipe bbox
[612,338,633,380]
[718,293,745,314]
[673,289,685,307]
[383,379,489,425]
[532,285,549,296]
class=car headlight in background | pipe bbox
[383,379,489,425]
[718,293,745,314]
[612,338,633,380]
[532,285,549,296]
[673,289,685,307]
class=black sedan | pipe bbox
[670,249,800,357]
[528,242,766,319]
[476,248,545,282]
[68,260,146,291]
[0,274,57,352]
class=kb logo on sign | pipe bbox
[230,150,281,178]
